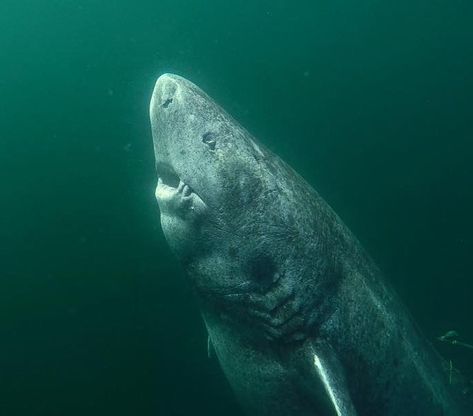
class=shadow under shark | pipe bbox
[150,73,471,415]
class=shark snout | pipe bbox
[151,73,251,218]
[150,73,181,117]
[155,173,207,219]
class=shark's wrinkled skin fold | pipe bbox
[150,73,470,415]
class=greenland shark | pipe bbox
[149,73,470,415]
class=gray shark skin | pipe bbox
[150,73,470,415]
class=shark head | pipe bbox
[150,74,337,341]
[150,74,272,259]
[151,74,266,215]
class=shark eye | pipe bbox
[202,132,216,150]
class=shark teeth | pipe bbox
[183,184,192,197]
[156,178,193,199]
[176,180,194,197]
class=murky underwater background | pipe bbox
[1,1,472,415]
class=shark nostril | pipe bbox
[162,98,173,108]
[202,132,216,150]
[156,162,180,188]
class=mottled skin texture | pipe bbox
[150,74,470,415]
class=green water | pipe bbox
[1,1,472,415]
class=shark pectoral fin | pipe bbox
[295,340,357,416]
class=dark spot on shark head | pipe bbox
[228,246,239,258]
[247,253,277,291]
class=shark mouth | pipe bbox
[155,162,192,201]
[156,162,181,188]
[156,177,193,201]
[155,162,206,214]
